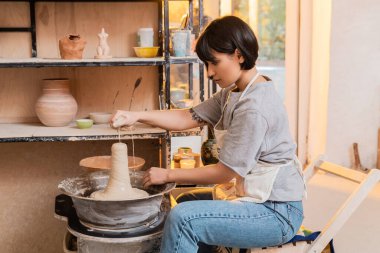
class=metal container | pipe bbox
[58,171,175,229]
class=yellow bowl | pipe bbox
[133,47,160,58]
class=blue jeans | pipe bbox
[160,199,304,253]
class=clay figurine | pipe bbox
[59,34,86,60]
[95,28,112,59]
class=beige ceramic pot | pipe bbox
[35,79,78,127]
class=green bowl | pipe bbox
[76,119,93,129]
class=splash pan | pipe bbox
[58,171,175,229]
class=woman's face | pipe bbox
[206,50,243,88]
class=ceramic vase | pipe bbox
[201,138,219,165]
[59,34,86,60]
[35,79,78,127]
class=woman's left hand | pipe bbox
[142,167,170,187]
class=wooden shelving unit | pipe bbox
[0,2,207,251]
[0,0,205,168]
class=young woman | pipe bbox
[111,16,305,253]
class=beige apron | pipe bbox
[213,72,260,149]
[236,157,305,203]
[212,73,306,203]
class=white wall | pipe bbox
[326,0,380,168]
[304,2,380,252]
[307,0,331,164]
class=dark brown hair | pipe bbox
[195,16,259,70]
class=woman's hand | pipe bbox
[142,167,171,187]
[111,110,139,128]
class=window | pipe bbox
[218,0,301,157]
[223,0,286,99]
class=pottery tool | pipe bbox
[126,77,141,173]
[131,134,136,165]
[131,133,137,184]
[114,77,141,175]
[353,143,369,172]
[128,73,139,176]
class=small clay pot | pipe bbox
[59,34,86,60]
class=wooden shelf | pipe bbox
[0,122,166,142]
[169,56,200,64]
[0,122,202,142]
[0,57,166,68]
[0,56,200,68]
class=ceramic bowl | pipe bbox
[133,47,160,58]
[76,119,93,129]
[79,155,146,171]
[89,112,112,124]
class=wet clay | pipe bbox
[91,143,148,200]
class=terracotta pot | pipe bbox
[59,34,86,60]
[35,79,78,127]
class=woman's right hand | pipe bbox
[110,110,139,128]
